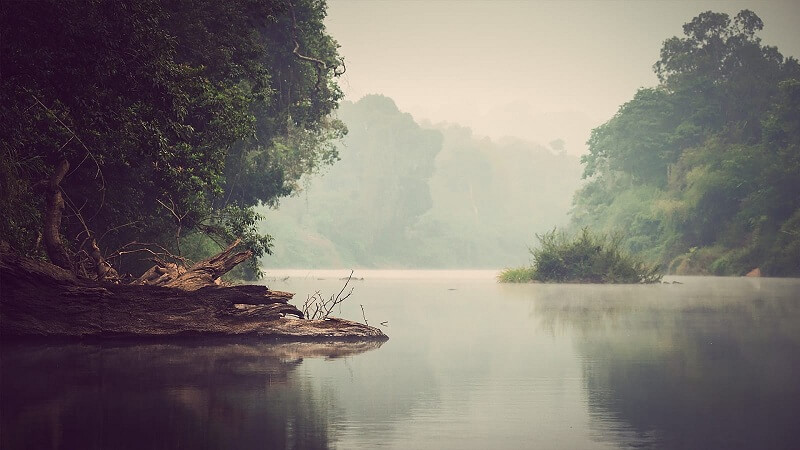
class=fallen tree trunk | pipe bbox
[164,239,252,291]
[0,247,387,341]
[131,239,250,290]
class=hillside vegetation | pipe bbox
[571,10,800,276]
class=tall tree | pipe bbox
[0,0,345,277]
[572,10,800,275]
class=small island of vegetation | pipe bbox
[498,228,662,284]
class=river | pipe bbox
[2,271,799,449]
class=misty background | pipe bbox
[261,0,800,269]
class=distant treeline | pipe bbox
[571,10,800,276]
[261,95,582,268]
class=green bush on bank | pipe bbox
[499,228,662,284]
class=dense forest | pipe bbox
[261,95,581,268]
[572,10,800,276]
[3,4,798,279]
[1,0,345,279]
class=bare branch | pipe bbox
[156,197,190,256]
[97,220,139,246]
[301,270,356,320]
[288,2,345,92]
[108,241,192,267]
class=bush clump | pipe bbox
[497,266,536,283]
[499,228,662,283]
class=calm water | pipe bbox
[2,272,800,449]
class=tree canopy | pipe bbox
[573,10,800,276]
[0,0,345,278]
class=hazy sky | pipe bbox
[326,0,800,154]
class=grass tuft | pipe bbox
[497,266,536,283]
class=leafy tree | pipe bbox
[581,88,687,187]
[572,10,800,276]
[0,0,344,277]
[264,95,441,265]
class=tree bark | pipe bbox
[131,239,251,290]
[0,247,387,341]
[164,239,252,291]
[89,237,119,282]
[43,159,73,272]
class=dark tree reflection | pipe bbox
[0,340,383,450]
[531,279,800,449]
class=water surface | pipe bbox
[2,272,799,449]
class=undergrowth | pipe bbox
[499,227,662,284]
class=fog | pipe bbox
[263,0,800,271]
[3,3,800,448]
[327,0,800,154]
[262,96,582,268]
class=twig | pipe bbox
[360,304,368,327]
[288,1,346,93]
[59,188,119,281]
[301,270,356,320]
[156,197,189,256]
[28,93,107,220]
[108,241,192,267]
[97,220,139,245]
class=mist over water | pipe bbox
[6,273,798,449]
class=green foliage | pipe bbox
[572,10,800,276]
[581,88,686,187]
[506,228,662,284]
[762,209,800,276]
[263,95,442,265]
[0,0,344,276]
[497,267,536,283]
[499,228,661,283]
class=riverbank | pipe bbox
[0,250,387,341]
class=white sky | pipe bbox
[325,0,800,154]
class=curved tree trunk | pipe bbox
[43,159,73,272]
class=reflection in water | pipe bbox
[3,275,799,449]
[1,340,382,450]
[531,278,800,449]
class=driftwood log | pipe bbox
[0,244,387,341]
[130,240,254,291]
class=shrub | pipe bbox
[500,227,662,283]
[497,266,536,283]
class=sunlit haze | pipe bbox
[327,0,800,154]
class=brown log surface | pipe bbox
[0,250,387,341]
